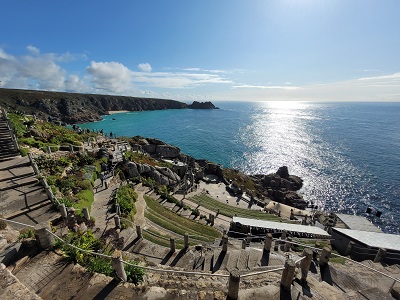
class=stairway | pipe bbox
[0,119,19,161]
[0,117,56,228]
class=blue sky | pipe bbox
[1,0,399,101]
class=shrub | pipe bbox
[80,179,93,191]
[74,189,94,212]
[86,256,113,276]
[57,176,78,194]
[125,260,144,284]
[18,228,35,241]
[20,148,29,156]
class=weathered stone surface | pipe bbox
[125,162,180,187]
[0,263,41,300]
[155,145,180,158]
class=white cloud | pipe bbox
[27,45,40,55]
[87,61,133,93]
[233,84,301,90]
[138,63,152,72]
[0,46,91,91]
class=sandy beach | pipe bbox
[108,110,129,115]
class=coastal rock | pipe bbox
[276,166,289,179]
[140,138,180,158]
[0,88,218,124]
[187,101,218,109]
[252,167,306,209]
[155,145,180,158]
[125,162,180,187]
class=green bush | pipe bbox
[57,230,102,265]
[124,260,144,284]
[18,228,35,241]
[57,176,78,194]
[58,197,74,208]
[20,148,29,156]
[87,257,113,276]
[116,184,137,218]
[79,179,93,191]
[74,189,94,212]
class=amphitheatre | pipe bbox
[0,89,399,300]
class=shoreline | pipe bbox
[108,110,130,115]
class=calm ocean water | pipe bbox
[80,101,400,234]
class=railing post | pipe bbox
[228,269,240,300]
[222,234,228,252]
[136,225,143,239]
[300,248,313,282]
[373,248,386,263]
[264,233,273,251]
[319,247,331,266]
[112,250,127,281]
[284,237,292,252]
[34,223,55,249]
[115,203,120,215]
[241,239,247,249]
[59,204,68,219]
[170,238,176,253]
[32,163,40,175]
[114,215,121,228]
[184,233,189,249]
[246,233,251,245]
[82,207,90,220]
[281,259,296,290]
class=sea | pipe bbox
[79,101,400,234]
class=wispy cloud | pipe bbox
[137,63,152,72]
[233,84,301,90]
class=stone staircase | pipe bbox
[0,119,19,161]
[0,117,56,228]
[5,242,399,300]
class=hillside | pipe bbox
[0,88,216,124]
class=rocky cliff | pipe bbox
[0,88,217,124]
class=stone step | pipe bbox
[203,251,213,272]
[0,152,20,161]
[226,250,240,272]
[0,166,35,182]
[237,249,250,270]
[0,174,38,191]
[0,156,30,170]
[248,248,262,269]
[0,182,49,217]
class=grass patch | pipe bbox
[189,193,280,221]
[144,195,221,242]
[74,189,94,212]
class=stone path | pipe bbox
[133,184,147,227]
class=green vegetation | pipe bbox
[9,113,95,151]
[18,228,35,241]
[144,195,221,244]
[74,190,95,212]
[189,193,281,221]
[116,183,138,222]
[55,230,144,283]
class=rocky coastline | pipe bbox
[0,88,217,124]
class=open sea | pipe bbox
[79,101,400,234]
